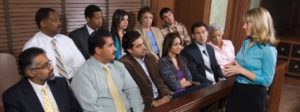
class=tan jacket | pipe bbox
[135,26,164,59]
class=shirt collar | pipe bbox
[28,79,48,91]
[195,41,206,48]
[133,55,145,63]
[245,37,263,49]
[39,31,57,43]
[91,56,114,69]
[86,24,95,35]
[165,21,178,27]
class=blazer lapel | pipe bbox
[82,25,90,36]
[22,79,44,112]
[206,45,214,60]
[191,42,204,65]
[48,79,65,112]
[127,55,152,84]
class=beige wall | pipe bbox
[250,0,260,9]
[209,0,228,28]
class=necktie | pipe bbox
[103,65,127,112]
[51,39,68,82]
[42,86,55,112]
[202,50,216,83]
[202,50,211,68]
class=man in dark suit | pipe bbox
[69,5,103,59]
[120,31,172,108]
[181,21,224,86]
[2,47,82,112]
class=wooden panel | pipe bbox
[262,0,300,37]
[146,77,235,112]
[0,0,9,53]
[150,0,175,27]
[291,44,300,58]
[224,0,250,52]
[108,0,142,30]
[65,0,107,34]
[8,0,62,57]
[175,0,211,34]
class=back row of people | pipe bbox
[2,4,277,112]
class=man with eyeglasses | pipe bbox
[2,47,82,112]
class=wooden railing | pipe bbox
[145,60,288,112]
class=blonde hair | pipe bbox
[243,7,278,45]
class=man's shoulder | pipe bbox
[183,43,196,51]
[49,77,68,85]
[57,34,78,44]
[3,79,27,98]
[69,26,86,36]
[24,32,42,45]
[145,54,157,61]
[111,60,125,67]
[175,21,186,27]
[119,54,132,63]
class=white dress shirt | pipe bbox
[23,31,85,79]
[28,79,59,112]
[134,57,159,99]
[196,42,216,84]
[86,24,95,35]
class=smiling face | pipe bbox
[169,37,183,55]
[210,30,223,45]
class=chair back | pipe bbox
[0,53,21,112]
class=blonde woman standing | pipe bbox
[224,7,278,112]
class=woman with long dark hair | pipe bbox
[158,32,192,93]
[111,9,129,59]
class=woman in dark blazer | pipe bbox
[158,32,192,93]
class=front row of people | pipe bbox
[2,7,277,112]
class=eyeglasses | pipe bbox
[30,60,52,70]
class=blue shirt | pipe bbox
[235,39,277,87]
[146,31,160,54]
[114,36,121,59]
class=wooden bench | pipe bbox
[145,60,288,112]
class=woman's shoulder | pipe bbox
[158,56,172,65]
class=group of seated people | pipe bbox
[2,4,278,112]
